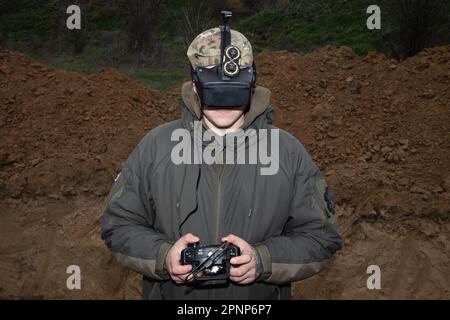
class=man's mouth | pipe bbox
[214,109,234,114]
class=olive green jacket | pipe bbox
[100,81,342,299]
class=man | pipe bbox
[100,17,342,300]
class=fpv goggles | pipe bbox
[191,11,257,108]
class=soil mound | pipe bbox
[0,45,449,299]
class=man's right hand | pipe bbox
[164,233,199,284]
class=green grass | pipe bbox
[2,6,58,41]
[0,0,385,64]
[51,56,96,74]
[2,0,385,92]
[3,0,447,91]
[123,67,188,91]
[50,54,188,91]
[236,0,383,56]
[49,53,188,91]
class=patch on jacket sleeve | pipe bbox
[311,177,337,225]
[324,187,336,216]
[106,170,126,205]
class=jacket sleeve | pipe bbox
[254,140,342,285]
[100,140,172,281]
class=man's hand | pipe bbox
[165,233,199,284]
[222,234,261,284]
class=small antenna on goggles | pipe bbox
[219,11,232,79]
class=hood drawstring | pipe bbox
[177,164,202,237]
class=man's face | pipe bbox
[202,106,245,129]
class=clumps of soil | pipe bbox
[0,45,449,299]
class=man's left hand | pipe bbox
[221,234,261,284]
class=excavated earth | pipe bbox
[0,45,449,299]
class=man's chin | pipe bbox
[203,111,245,131]
[209,121,236,129]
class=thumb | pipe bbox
[182,233,199,245]
[222,234,245,249]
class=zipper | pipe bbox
[215,163,225,243]
[176,165,187,237]
[210,163,225,300]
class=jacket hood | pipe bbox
[180,81,275,130]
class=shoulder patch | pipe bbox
[324,187,336,216]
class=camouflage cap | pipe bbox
[187,27,253,69]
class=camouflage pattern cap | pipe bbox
[187,27,253,69]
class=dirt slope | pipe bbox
[0,45,449,299]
